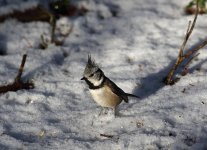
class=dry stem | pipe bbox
[100,133,114,138]
[0,54,34,94]
[164,0,207,85]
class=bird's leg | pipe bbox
[98,107,103,116]
[113,107,118,117]
[104,108,109,114]
[98,107,107,116]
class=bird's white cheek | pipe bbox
[88,77,103,86]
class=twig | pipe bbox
[0,54,34,94]
[181,53,200,76]
[39,35,49,49]
[185,39,207,57]
[100,133,114,138]
[50,15,56,43]
[15,54,27,82]
[164,0,207,85]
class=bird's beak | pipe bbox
[81,77,85,80]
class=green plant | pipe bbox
[185,0,207,14]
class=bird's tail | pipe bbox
[126,93,140,98]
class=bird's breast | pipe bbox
[89,85,122,108]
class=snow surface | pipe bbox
[0,0,207,149]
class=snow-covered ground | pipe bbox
[0,0,207,149]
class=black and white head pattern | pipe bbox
[82,55,105,88]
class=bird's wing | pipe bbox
[104,77,128,103]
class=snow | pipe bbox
[0,1,38,16]
[0,0,207,149]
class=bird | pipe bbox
[81,55,139,116]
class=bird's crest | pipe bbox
[83,54,99,76]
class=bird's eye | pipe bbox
[89,73,94,77]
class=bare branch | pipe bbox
[164,0,207,85]
[184,38,207,58]
[181,53,200,76]
[15,54,27,82]
[50,15,56,43]
[100,134,114,138]
[0,54,34,94]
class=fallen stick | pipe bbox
[100,133,114,138]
